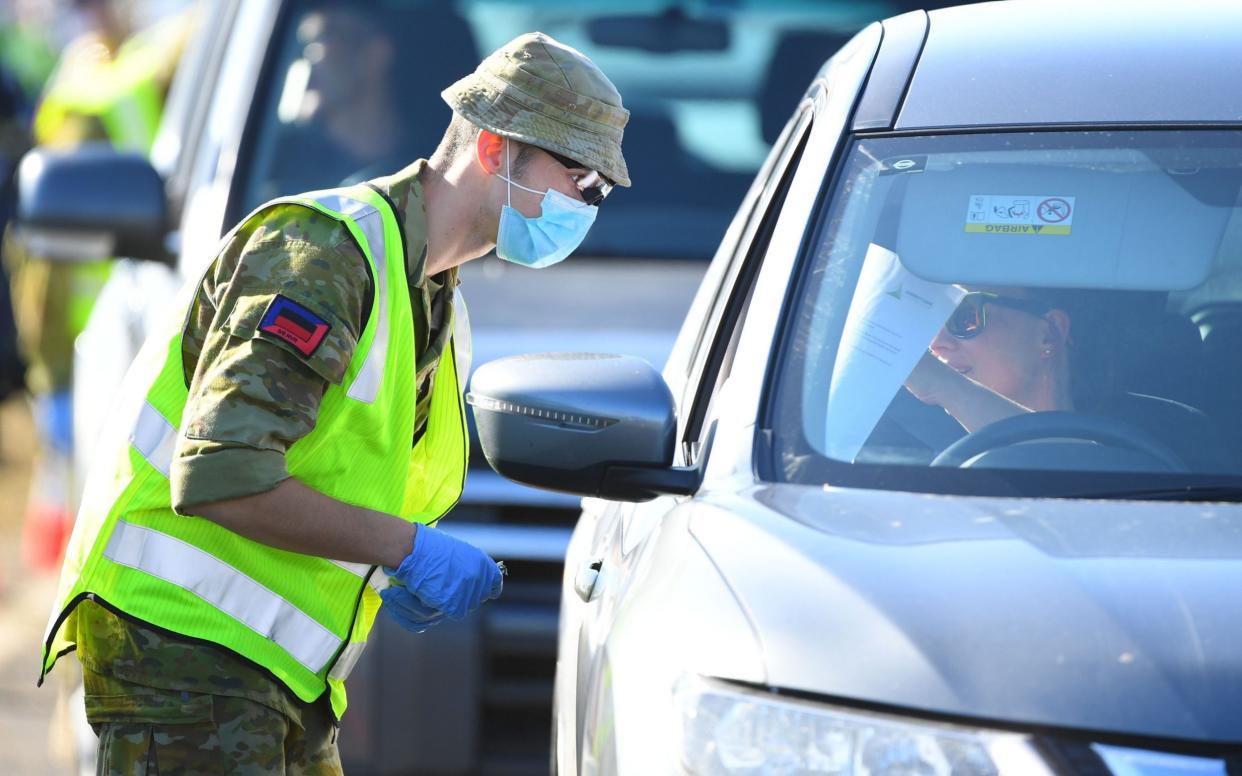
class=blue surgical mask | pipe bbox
[496,141,597,269]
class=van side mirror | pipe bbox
[15,143,169,264]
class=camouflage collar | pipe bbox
[374,158,434,289]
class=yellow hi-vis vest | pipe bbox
[40,185,469,719]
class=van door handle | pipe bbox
[574,558,604,602]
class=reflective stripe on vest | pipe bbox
[130,396,387,604]
[327,559,387,595]
[311,193,389,404]
[130,401,176,477]
[329,642,368,682]
[104,520,340,672]
[453,287,472,385]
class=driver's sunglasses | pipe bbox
[946,292,1053,339]
[544,149,614,206]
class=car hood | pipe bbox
[688,485,1242,742]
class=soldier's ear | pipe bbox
[475,130,505,175]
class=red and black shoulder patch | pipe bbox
[259,295,330,357]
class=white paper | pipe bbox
[825,244,966,462]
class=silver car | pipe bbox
[471,2,1242,773]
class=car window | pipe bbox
[768,130,1242,497]
[679,106,812,462]
[230,0,869,260]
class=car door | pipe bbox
[560,101,816,776]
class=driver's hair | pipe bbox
[433,111,537,179]
[1025,288,1121,409]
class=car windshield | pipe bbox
[234,0,883,259]
[769,130,1242,497]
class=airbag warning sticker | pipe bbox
[965,195,1074,235]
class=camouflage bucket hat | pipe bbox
[442,32,631,187]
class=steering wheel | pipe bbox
[930,411,1188,471]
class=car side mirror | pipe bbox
[14,143,170,264]
[467,353,700,502]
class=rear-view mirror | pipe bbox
[587,9,729,53]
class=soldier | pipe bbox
[40,31,629,772]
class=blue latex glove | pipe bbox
[383,524,503,621]
[379,585,445,633]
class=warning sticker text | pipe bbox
[965,195,1075,236]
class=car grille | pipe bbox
[1037,738,1238,775]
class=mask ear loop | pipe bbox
[498,141,557,198]
[505,139,512,208]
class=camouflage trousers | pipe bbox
[83,667,343,775]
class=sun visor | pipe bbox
[894,164,1229,290]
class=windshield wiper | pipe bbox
[1072,485,1242,502]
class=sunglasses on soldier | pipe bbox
[543,148,614,206]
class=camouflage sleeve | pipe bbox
[170,204,372,514]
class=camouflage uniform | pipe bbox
[78,599,341,775]
[69,30,632,773]
[77,159,454,772]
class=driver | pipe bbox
[905,286,1073,433]
[904,286,1231,470]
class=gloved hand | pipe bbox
[379,585,444,633]
[382,524,503,621]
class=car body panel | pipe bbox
[545,4,1242,773]
[560,498,767,776]
[699,26,884,497]
[898,2,1242,130]
[556,22,886,772]
[852,10,928,131]
[691,485,1242,742]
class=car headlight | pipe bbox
[674,676,1053,775]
